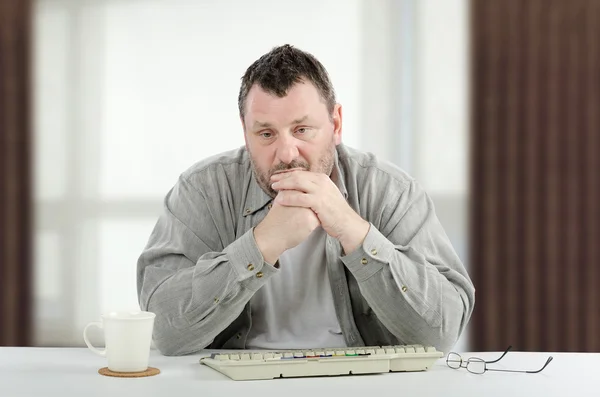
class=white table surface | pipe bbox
[1,348,599,397]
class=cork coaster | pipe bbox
[98,367,160,378]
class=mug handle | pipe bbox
[83,321,106,357]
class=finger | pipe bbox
[275,190,314,208]
[270,170,316,181]
[271,175,317,193]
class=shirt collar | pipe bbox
[242,144,349,217]
[331,143,348,200]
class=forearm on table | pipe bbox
[139,229,278,355]
[341,225,475,353]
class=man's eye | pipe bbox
[296,127,308,134]
[260,132,273,139]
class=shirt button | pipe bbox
[236,333,242,339]
[267,203,272,209]
[247,264,255,271]
[214,297,219,304]
[361,258,368,265]
[401,285,408,292]
[245,208,251,215]
[370,249,378,255]
[256,271,264,278]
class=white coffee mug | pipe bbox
[83,311,156,372]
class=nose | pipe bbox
[275,135,300,165]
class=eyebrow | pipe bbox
[252,115,309,130]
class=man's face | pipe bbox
[242,81,342,198]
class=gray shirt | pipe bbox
[137,143,475,356]
[245,226,347,350]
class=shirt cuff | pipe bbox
[340,224,395,281]
[222,228,279,291]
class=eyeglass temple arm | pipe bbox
[485,345,512,364]
[486,356,553,374]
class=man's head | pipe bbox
[239,45,342,197]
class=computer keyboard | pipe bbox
[200,345,443,380]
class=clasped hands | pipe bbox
[254,170,370,264]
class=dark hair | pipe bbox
[238,44,336,119]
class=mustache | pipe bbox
[269,160,310,175]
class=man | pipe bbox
[137,44,475,356]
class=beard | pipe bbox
[250,140,337,198]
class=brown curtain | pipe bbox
[470,0,600,352]
[0,0,32,346]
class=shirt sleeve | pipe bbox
[137,175,277,356]
[340,178,475,354]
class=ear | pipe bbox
[332,103,342,145]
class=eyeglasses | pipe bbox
[446,346,553,375]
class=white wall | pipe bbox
[357,0,470,351]
[34,0,469,351]
[415,0,470,351]
[414,0,469,194]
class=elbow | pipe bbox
[140,283,209,356]
[151,315,191,356]
[153,335,195,357]
[146,301,212,356]
[415,314,462,356]
[151,318,211,356]
[431,324,460,356]
[435,285,476,354]
[153,338,182,357]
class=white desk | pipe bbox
[1,348,599,397]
